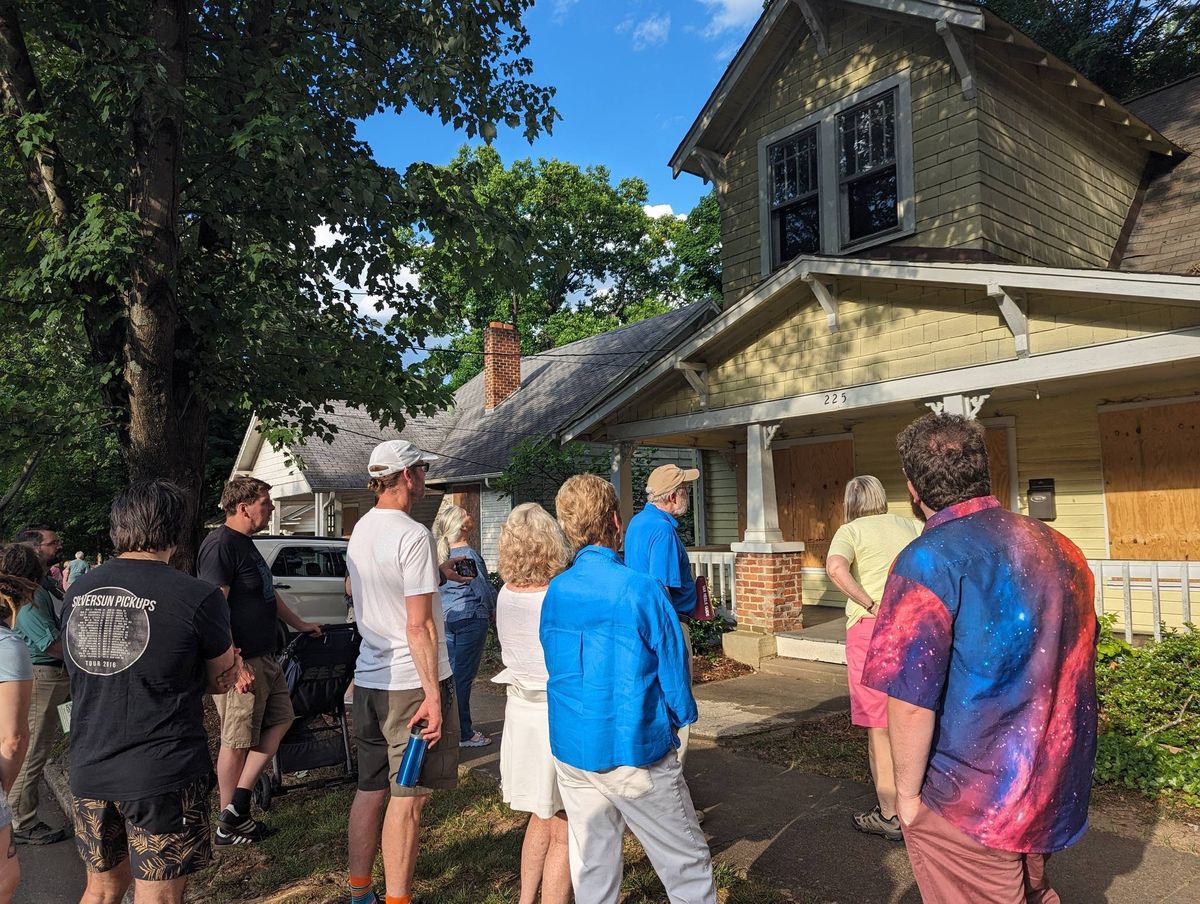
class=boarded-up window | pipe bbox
[984,425,1013,509]
[443,484,482,552]
[737,438,855,568]
[1099,400,1200,561]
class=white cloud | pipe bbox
[643,203,686,221]
[696,0,762,38]
[551,0,578,24]
[630,14,671,50]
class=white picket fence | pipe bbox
[1088,560,1197,642]
[687,548,737,621]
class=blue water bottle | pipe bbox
[396,721,429,788]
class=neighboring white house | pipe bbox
[230,301,718,568]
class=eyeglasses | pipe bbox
[408,462,430,473]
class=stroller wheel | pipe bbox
[252,772,274,812]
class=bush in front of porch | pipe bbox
[1094,615,1200,808]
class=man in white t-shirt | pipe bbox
[344,440,469,904]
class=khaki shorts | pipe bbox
[354,679,459,797]
[74,774,213,881]
[213,655,294,749]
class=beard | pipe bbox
[675,495,690,518]
[910,497,927,522]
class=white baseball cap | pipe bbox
[367,440,438,478]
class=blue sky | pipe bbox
[356,0,765,219]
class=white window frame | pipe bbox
[758,71,916,276]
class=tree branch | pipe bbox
[0,443,45,519]
[0,3,77,222]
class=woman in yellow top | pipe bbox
[826,475,920,843]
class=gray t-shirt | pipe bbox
[0,626,33,682]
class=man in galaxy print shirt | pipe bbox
[863,413,1097,904]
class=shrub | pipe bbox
[689,616,732,652]
[1094,615,1200,806]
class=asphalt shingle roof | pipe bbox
[1120,76,1200,276]
[291,302,713,489]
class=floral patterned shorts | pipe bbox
[73,773,213,880]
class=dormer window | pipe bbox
[838,91,898,244]
[758,72,915,273]
[768,126,820,260]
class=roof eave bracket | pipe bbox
[988,284,1030,358]
[791,0,830,57]
[692,148,728,194]
[936,20,976,101]
[676,361,710,409]
[803,273,840,332]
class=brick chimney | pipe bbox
[483,321,521,412]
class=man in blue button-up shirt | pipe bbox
[541,474,715,904]
[623,463,700,765]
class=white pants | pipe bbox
[554,751,716,904]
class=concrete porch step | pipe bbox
[773,631,848,665]
[760,650,848,680]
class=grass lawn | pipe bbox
[188,773,793,903]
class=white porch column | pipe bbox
[740,423,784,546]
[313,492,328,537]
[610,442,635,529]
[269,500,282,534]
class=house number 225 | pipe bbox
[823,392,848,406]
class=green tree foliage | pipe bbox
[403,146,721,387]
[0,1,555,564]
[986,0,1200,98]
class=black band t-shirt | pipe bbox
[63,558,232,800]
[197,525,278,657]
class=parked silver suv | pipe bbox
[252,536,351,631]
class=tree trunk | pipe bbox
[120,0,207,570]
[0,444,46,524]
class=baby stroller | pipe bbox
[254,623,361,811]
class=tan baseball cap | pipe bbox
[367,440,438,477]
[646,464,700,498]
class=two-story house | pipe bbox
[562,0,1200,665]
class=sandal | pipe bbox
[459,731,493,748]
[852,805,903,842]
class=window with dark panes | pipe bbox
[272,546,347,578]
[768,125,820,266]
[837,90,898,243]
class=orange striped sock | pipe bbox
[384,896,410,904]
[348,875,374,904]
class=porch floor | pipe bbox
[774,605,847,665]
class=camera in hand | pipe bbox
[453,558,478,578]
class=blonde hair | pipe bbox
[498,504,571,587]
[432,502,468,564]
[555,474,620,553]
[844,475,889,521]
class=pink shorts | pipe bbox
[846,617,888,728]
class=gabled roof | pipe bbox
[1119,76,1200,276]
[248,301,717,490]
[671,0,1180,179]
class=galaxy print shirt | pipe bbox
[863,495,1098,854]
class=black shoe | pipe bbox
[13,821,69,845]
[214,826,258,847]
[218,806,266,839]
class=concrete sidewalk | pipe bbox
[465,667,1200,904]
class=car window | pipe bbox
[270,546,347,578]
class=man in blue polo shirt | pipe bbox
[542,474,715,904]
[623,463,698,762]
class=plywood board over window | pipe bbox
[984,425,1012,509]
[1099,400,1200,561]
[736,438,855,568]
[443,484,482,552]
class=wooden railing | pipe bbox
[1087,560,1197,642]
[686,548,737,621]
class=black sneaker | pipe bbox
[214,826,257,847]
[217,806,267,842]
[12,821,68,845]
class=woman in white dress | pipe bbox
[493,504,572,904]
